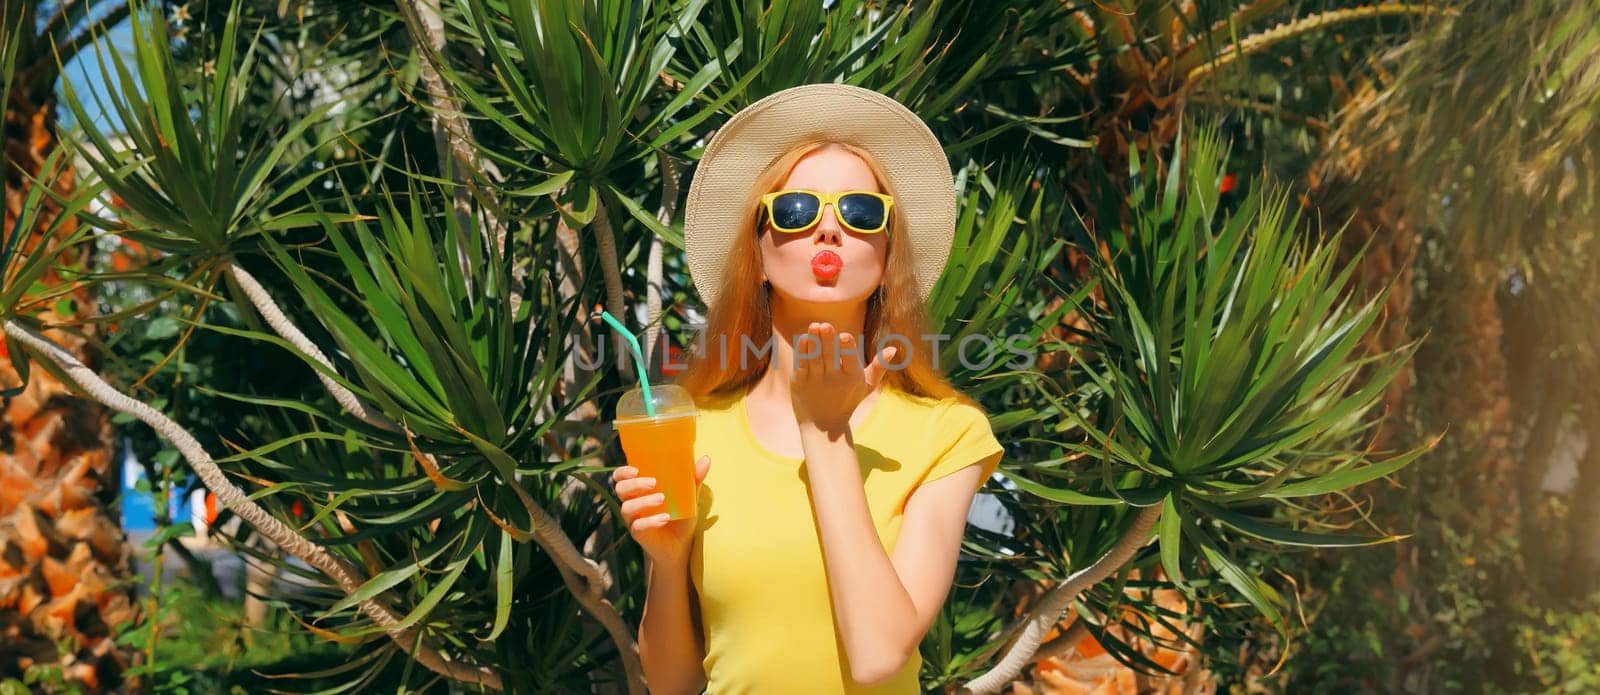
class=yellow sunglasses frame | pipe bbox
[757,189,895,235]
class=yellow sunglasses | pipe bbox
[758,189,895,235]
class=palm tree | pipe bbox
[1,2,136,691]
[1280,0,1600,687]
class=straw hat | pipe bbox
[683,83,957,312]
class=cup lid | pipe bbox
[615,383,697,421]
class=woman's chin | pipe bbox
[777,282,871,306]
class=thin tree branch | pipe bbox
[41,0,89,48]
[643,149,681,372]
[547,206,627,681]
[225,262,399,433]
[961,504,1163,695]
[1032,616,1091,665]
[392,0,511,282]
[507,480,646,695]
[3,320,503,691]
[232,257,636,685]
[555,214,599,410]
[398,0,473,284]
[1179,4,1453,92]
[591,201,633,382]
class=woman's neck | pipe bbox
[750,292,867,400]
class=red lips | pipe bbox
[811,250,842,280]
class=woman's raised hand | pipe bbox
[790,322,897,433]
[611,455,711,562]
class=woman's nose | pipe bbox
[811,204,843,245]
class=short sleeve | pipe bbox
[923,401,1004,493]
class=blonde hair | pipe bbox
[675,140,974,409]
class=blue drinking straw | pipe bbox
[597,310,656,417]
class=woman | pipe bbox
[610,83,1003,694]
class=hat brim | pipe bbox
[684,83,955,312]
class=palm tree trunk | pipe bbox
[0,48,133,691]
[4,321,506,690]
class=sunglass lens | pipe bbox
[770,192,820,230]
[838,194,887,231]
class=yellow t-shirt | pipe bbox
[688,384,1004,694]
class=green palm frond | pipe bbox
[1337,0,1600,255]
[1010,125,1424,633]
[54,0,354,258]
[929,158,1073,402]
[438,0,736,232]
[675,0,991,118]
[258,172,591,482]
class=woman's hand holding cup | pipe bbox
[612,454,711,562]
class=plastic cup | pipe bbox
[615,384,699,520]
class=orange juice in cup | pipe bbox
[615,384,699,520]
